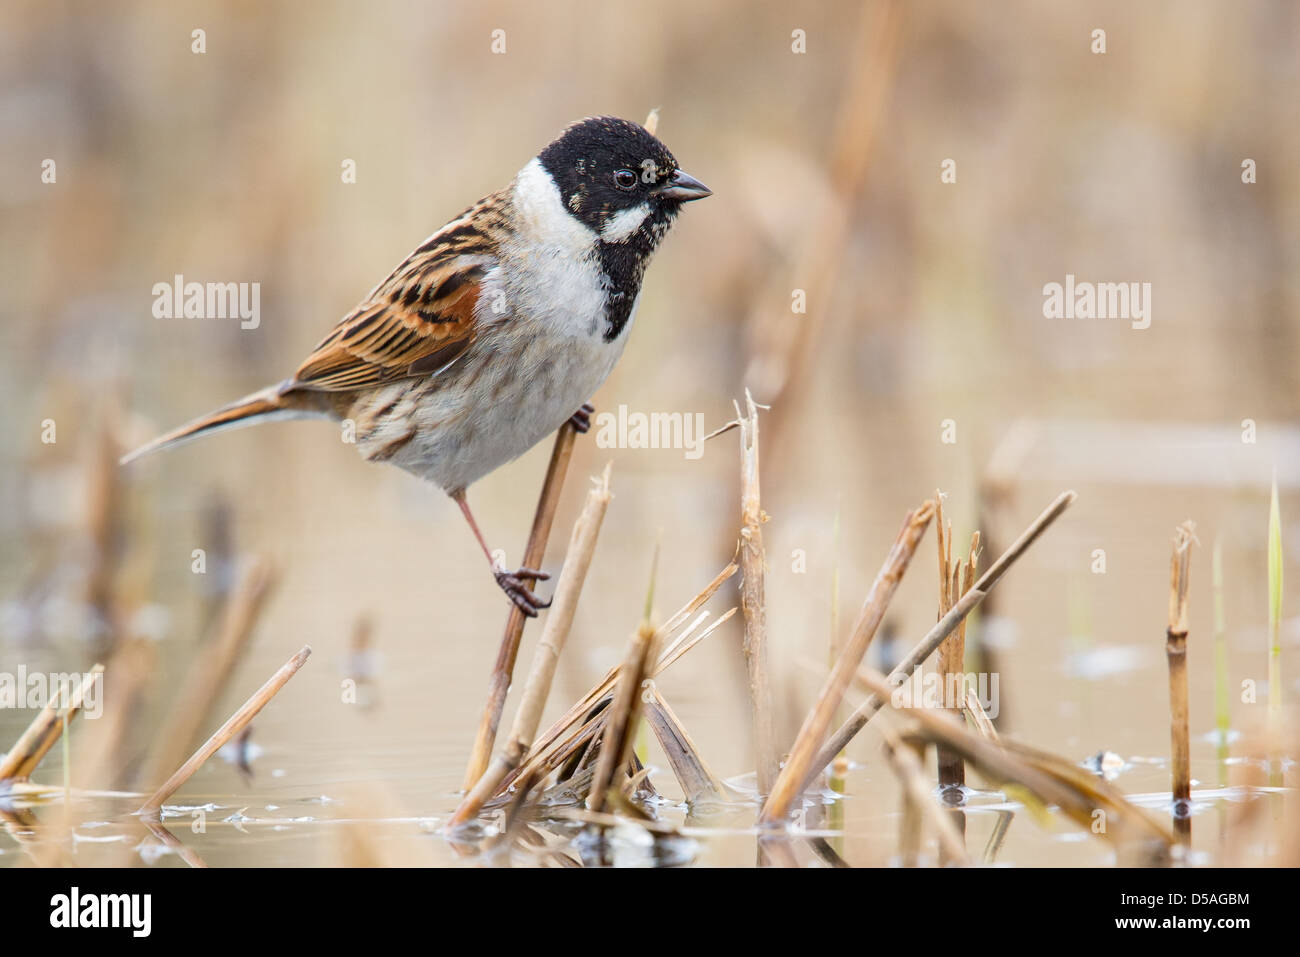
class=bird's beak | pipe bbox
[655,169,712,202]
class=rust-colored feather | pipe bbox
[291,194,506,393]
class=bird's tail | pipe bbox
[120,380,319,465]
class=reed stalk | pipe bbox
[642,682,726,805]
[736,390,778,795]
[139,645,311,819]
[462,424,579,790]
[586,620,657,815]
[0,665,104,782]
[1166,521,1194,841]
[495,564,737,797]
[634,539,659,769]
[448,466,613,828]
[934,493,979,793]
[933,499,976,864]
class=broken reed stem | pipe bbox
[760,499,936,825]
[800,490,1076,795]
[141,558,277,787]
[881,722,969,866]
[934,494,979,792]
[139,645,311,819]
[643,682,726,805]
[502,609,739,796]
[462,424,579,791]
[935,503,980,863]
[448,466,613,828]
[1167,521,1194,838]
[495,563,738,797]
[586,621,657,815]
[0,665,103,782]
[736,390,778,796]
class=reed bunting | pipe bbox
[123,116,711,615]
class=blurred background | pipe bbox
[1,0,1297,866]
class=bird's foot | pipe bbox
[494,566,551,617]
[568,402,595,434]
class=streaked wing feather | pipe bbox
[291,201,504,392]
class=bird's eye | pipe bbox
[614,169,638,190]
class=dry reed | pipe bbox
[736,389,778,795]
[462,424,579,790]
[494,564,738,797]
[139,645,312,819]
[1167,520,1195,841]
[642,682,726,805]
[449,465,613,828]
[0,665,103,782]
[586,617,658,815]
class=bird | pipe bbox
[122,116,711,616]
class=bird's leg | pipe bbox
[450,488,551,617]
[568,402,595,434]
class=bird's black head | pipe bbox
[538,116,711,239]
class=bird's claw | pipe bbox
[568,402,595,434]
[494,567,552,617]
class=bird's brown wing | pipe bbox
[291,201,505,392]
